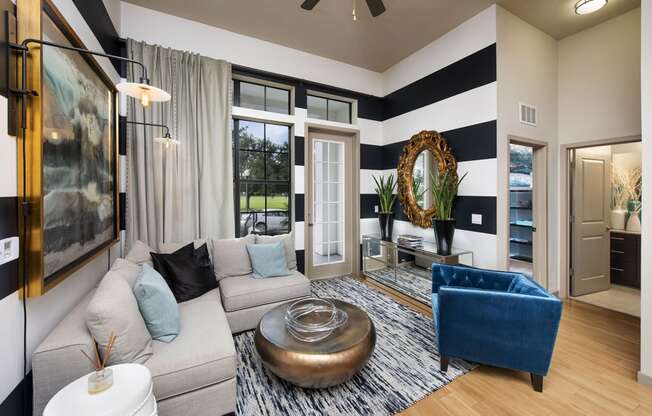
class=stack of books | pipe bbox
[397,235,424,248]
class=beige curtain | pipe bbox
[125,39,234,250]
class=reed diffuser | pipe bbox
[81,331,116,394]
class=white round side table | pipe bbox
[44,363,157,416]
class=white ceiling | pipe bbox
[122,0,641,72]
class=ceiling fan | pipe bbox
[300,0,386,18]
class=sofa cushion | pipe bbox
[211,234,255,280]
[246,242,290,278]
[144,289,236,401]
[86,273,153,365]
[219,271,311,312]
[126,240,155,266]
[256,232,297,270]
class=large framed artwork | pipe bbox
[18,0,118,296]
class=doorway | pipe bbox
[304,127,359,279]
[508,138,548,288]
[568,141,642,317]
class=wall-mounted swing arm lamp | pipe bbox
[126,120,180,148]
[7,37,171,132]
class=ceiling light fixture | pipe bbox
[575,0,608,15]
[352,0,357,21]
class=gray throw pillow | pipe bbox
[211,234,255,280]
[256,232,297,271]
[86,272,153,365]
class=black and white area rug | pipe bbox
[234,277,474,416]
[365,265,433,306]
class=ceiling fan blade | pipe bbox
[365,0,386,17]
[301,0,320,11]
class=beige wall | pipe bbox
[496,6,559,291]
[558,8,641,144]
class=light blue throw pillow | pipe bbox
[246,242,291,278]
[133,264,180,343]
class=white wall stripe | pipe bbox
[294,165,304,195]
[0,97,16,198]
[294,221,305,251]
[457,158,497,197]
[383,83,497,146]
[360,169,397,194]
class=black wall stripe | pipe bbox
[360,144,384,170]
[295,194,304,222]
[383,44,496,120]
[295,136,304,166]
[0,196,18,301]
[119,192,126,231]
[453,196,496,234]
[360,194,380,219]
[295,250,305,274]
[380,120,497,170]
[0,371,32,416]
[71,0,123,75]
[119,116,127,155]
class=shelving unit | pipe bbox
[509,189,533,265]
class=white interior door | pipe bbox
[305,131,353,278]
[571,146,611,296]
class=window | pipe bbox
[307,94,352,124]
[233,119,291,236]
[233,80,291,115]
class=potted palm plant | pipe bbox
[373,174,397,241]
[430,170,466,255]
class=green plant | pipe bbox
[412,176,426,205]
[372,174,397,214]
[430,170,467,220]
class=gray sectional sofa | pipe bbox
[32,233,311,416]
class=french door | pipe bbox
[305,130,353,278]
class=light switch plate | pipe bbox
[374,205,379,213]
[471,214,483,225]
[0,236,19,265]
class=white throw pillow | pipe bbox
[211,234,256,280]
[256,232,297,271]
[126,240,155,266]
[109,258,141,287]
[86,272,153,365]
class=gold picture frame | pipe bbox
[17,0,119,297]
[396,130,457,228]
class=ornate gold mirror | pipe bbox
[397,131,458,228]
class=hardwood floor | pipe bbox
[360,277,651,416]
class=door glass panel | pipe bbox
[312,139,345,266]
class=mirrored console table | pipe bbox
[361,234,473,306]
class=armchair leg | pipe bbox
[440,355,449,372]
[530,373,543,392]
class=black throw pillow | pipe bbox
[150,243,218,303]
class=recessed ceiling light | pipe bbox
[575,0,608,15]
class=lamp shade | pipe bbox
[154,136,180,148]
[116,81,171,107]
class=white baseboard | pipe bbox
[638,371,652,388]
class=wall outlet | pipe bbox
[0,236,19,266]
[374,205,379,213]
[471,214,483,225]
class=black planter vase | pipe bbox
[432,219,456,255]
[378,213,394,241]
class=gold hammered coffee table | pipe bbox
[254,298,376,388]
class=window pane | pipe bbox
[307,95,327,120]
[238,120,264,150]
[266,124,289,152]
[239,183,264,235]
[328,99,350,123]
[265,184,289,235]
[266,152,289,181]
[239,151,265,180]
[239,82,265,111]
[266,87,290,114]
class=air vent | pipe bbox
[519,102,537,126]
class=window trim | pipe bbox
[233,118,292,237]
[306,91,356,124]
[232,75,294,115]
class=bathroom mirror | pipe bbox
[397,131,458,228]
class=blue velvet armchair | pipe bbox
[431,264,562,392]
